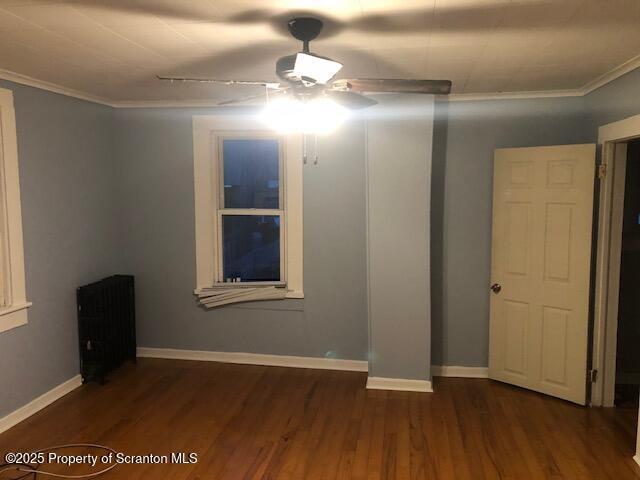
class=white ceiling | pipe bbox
[0,0,639,105]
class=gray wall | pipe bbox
[0,81,118,418]
[110,68,640,373]
[113,108,369,361]
[366,96,433,380]
[432,67,640,368]
[431,96,593,367]
[585,68,640,135]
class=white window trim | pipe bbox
[193,114,303,300]
[0,88,31,333]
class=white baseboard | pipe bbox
[137,347,369,372]
[634,454,640,468]
[431,365,489,378]
[137,350,488,384]
[366,376,433,393]
[0,374,82,434]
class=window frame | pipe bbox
[0,88,31,334]
[193,114,303,299]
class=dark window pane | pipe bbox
[222,215,280,282]
[223,138,279,209]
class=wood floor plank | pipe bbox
[0,359,639,480]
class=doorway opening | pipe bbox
[614,140,640,409]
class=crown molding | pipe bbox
[581,53,640,95]
[2,54,640,108]
[110,99,229,108]
[448,54,640,102]
[0,69,114,107]
[115,89,587,106]
[447,88,584,102]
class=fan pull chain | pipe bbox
[303,134,308,164]
[314,134,319,165]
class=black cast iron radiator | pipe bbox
[77,275,136,383]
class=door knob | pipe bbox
[490,283,502,294]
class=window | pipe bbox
[0,88,31,333]
[218,137,283,284]
[193,116,303,307]
[222,214,281,282]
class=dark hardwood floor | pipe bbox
[0,358,638,479]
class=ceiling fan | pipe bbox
[157,17,452,110]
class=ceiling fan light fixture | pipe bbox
[293,53,343,85]
[258,97,349,135]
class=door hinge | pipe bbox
[597,164,607,179]
[588,369,598,383]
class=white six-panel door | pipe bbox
[489,144,596,405]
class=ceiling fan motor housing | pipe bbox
[278,17,335,86]
[276,52,343,86]
[276,54,299,82]
[287,17,324,45]
[276,54,320,88]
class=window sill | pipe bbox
[0,301,32,334]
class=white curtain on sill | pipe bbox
[196,285,287,308]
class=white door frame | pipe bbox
[592,113,640,407]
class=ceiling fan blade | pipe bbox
[72,1,217,24]
[333,79,452,95]
[157,76,281,89]
[324,90,377,110]
[218,88,289,106]
[218,93,267,106]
